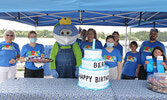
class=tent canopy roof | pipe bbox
[1,0,167,27]
[1,0,167,12]
[1,11,167,27]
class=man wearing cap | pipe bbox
[138,28,166,80]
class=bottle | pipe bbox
[146,56,153,72]
[157,56,165,73]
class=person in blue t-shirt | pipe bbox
[104,31,123,57]
[79,28,103,57]
[122,41,141,80]
[20,31,44,78]
[102,35,122,80]
[0,30,20,83]
[138,28,166,80]
[144,46,167,78]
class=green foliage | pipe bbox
[0,29,167,42]
[98,31,167,42]
[0,29,53,38]
[100,32,105,39]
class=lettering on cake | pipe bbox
[95,75,109,83]
[93,61,105,68]
[79,74,92,82]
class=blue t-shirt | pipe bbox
[21,43,44,70]
[102,48,122,68]
[122,51,140,77]
[0,41,20,67]
[76,39,82,45]
[79,40,103,57]
[139,40,166,66]
[104,43,123,56]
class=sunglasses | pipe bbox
[6,34,14,37]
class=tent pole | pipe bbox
[128,27,131,51]
[153,22,156,28]
[125,26,128,54]
[35,26,37,32]
[125,18,128,54]
[35,22,37,32]
[35,17,38,32]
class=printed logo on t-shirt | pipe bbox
[143,46,153,53]
[126,56,137,62]
[2,45,15,50]
[153,62,157,68]
[28,50,40,57]
[103,55,117,62]
[84,45,92,49]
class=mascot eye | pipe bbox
[66,31,72,36]
[61,32,64,35]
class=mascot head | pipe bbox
[53,17,78,46]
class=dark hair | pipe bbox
[106,35,115,42]
[129,41,138,48]
[82,29,87,32]
[112,31,119,36]
[87,28,98,40]
[28,31,37,38]
[150,46,166,62]
[150,28,158,33]
[112,31,119,42]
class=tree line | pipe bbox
[0,29,167,42]
[98,31,167,42]
[0,29,53,38]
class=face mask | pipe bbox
[53,33,78,46]
[30,38,37,43]
[107,42,114,48]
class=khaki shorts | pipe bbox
[109,67,118,80]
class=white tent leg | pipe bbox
[128,27,131,51]
[35,24,37,32]
[125,26,128,54]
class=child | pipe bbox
[122,41,141,80]
[102,35,122,80]
[144,46,167,77]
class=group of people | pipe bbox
[78,28,167,80]
[0,27,166,83]
[0,30,44,83]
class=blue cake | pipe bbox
[78,49,110,90]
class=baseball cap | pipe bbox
[150,28,158,33]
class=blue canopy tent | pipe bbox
[0,0,167,12]
[1,11,167,27]
[132,19,167,28]
[0,0,167,27]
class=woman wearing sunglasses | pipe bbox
[0,30,20,83]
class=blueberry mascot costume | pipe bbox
[50,17,82,78]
